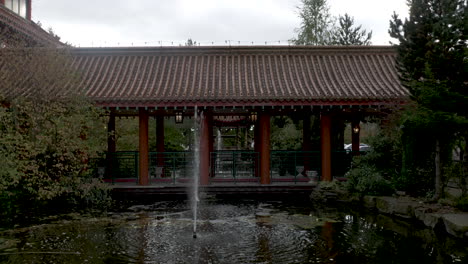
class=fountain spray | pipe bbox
[192,106,202,239]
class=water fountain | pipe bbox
[215,128,223,176]
[191,106,202,238]
[216,128,223,152]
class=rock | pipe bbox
[128,205,151,212]
[393,201,417,219]
[255,212,271,218]
[375,197,418,218]
[396,191,406,196]
[442,214,468,239]
[376,197,396,214]
[363,196,376,209]
[422,213,442,228]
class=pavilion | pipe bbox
[69,45,408,185]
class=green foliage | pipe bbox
[164,122,188,151]
[0,96,108,201]
[334,14,372,45]
[0,45,111,224]
[115,117,188,152]
[345,159,393,196]
[185,38,197,46]
[455,196,468,212]
[293,1,373,45]
[345,124,403,196]
[271,117,302,150]
[389,0,468,199]
[293,0,336,45]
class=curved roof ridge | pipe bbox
[70,45,397,56]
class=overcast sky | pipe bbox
[32,0,408,47]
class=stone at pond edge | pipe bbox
[414,207,442,228]
[363,196,376,208]
[362,196,468,239]
[375,197,418,219]
[442,214,468,238]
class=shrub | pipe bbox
[455,196,468,212]
[346,158,393,196]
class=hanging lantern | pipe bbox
[250,112,257,122]
[353,124,360,134]
[175,112,183,124]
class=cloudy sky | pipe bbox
[32,0,408,47]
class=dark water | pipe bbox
[0,199,467,264]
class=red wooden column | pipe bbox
[351,118,360,155]
[199,112,211,186]
[156,116,165,176]
[259,113,271,184]
[107,113,116,178]
[303,115,312,174]
[320,113,332,181]
[139,109,149,185]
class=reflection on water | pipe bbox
[0,199,467,263]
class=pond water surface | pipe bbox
[0,198,467,263]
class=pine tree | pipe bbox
[334,14,372,45]
[389,0,467,199]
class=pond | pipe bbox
[0,198,467,263]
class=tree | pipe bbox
[334,14,372,45]
[293,0,336,45]
[293,1,373,46]
[186,38,197,46]
[389,0,467,199]
[0,39,110,222]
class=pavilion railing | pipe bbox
[149,151,194,183]
[210,151,259,183]
[270,150,360,182]
[270,151,321,183]
[91,150,362,184]
[91,151,139,183]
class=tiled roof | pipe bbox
[0,5,62,47]
[71,46,408,107]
